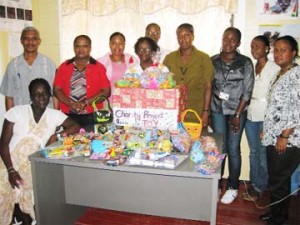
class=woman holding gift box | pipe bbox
[118,37,169,88]
[134,36,166,71]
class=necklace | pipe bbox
[180,66,188,76]
[268,63,295,102]
[278,63,295,76]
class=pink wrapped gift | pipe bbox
[112,86,187,129]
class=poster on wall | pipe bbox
[0,0,32,31]
[259,24,300,60]
[257,0,299,19]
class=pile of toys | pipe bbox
[191,136,226,175]
[42,123,224,173]
[115,63,176,89]
[41,133,90,159]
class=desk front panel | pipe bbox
[64,165,213,221]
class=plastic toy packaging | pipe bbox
[189,141,205,164]
[200,136,219,154]
[125,136,146,151]
[126,150,181,169]
[140,65,176,89]
[189,135,225,175]
[171,122,192,153]
[115,63,142,88]
[195,153,226,175]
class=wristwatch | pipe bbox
[234,113,241,118]
[279,134,289,139]
[56,133,61,141]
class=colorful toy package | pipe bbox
[170,122,192,153]
[115,61,176,89]
[140,64,176,89]
[126,150,188,169]
[191,136,225,175]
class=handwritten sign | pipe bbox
[113,108,178,130]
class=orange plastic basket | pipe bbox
[181,109,203,140]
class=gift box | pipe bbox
[112,86,187,130]
[112,85,187,109]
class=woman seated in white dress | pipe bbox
[0,78,80,225]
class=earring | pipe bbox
[220,47,223,53]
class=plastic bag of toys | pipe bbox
[170,123,192,153]
[140,64,176,89]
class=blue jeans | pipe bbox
[211,111,246,189]
[245,119,268,193]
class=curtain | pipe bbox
[60,0,237,61]
[62,0,237,15]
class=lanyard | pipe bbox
[220,60,231,82]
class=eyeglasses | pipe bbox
[22,37,40,42]
[137,48,151,54]
[146,32,160,37]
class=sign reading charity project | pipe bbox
[113,108,178,130]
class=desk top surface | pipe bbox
[29,133,222,179]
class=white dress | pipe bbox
[0,105,67,225]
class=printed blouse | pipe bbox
[262,65,300,148]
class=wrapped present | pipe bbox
[112,85,187,109]
[112,86,187,130]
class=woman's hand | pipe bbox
[46,133,58,146]
[259,130,263,140]
[275,137,288,154]
[70,101,86,113]
[8,170,24,189]
[230,117,240,133]
[201,111,209,127]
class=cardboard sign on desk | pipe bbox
[113,108,178,130]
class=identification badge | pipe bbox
[219,92,229,101]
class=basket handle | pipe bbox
[92,95,112,113]
[181,109,202,124]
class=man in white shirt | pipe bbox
[0,26,57,110]
[145,23,170,63]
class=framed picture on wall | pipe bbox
[259,24,300,60]
[257,0,299,19]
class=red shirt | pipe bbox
[54,57,110,113]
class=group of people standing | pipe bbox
[210,27,299,225]
[211,29,299,225]
[0,23,299,225]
